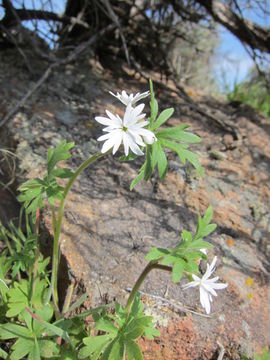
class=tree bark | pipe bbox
[196,0,270,53]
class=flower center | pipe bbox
[122,126,128,132]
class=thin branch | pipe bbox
[101,0,130,65]
[1,6,90,29]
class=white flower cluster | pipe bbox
[95,90,156,156]
[183,255,227,314]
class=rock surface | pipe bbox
[0,49,269,359]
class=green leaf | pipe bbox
[144,323,160,340]
[161,254,177,266]
[79,335,113,359]
[95,318,118,335]
[144,146,153,181]
[25,194,44,216]
[108,338,124,360]
[172,261,184,283]
[149,79,158,125]
[10,338,34,360]
[25,307,73,348]
[203,206,213,226]
[152,108,174,130]
[0,323,32,340]
[158,126,200,143]
[30,337,41,360]
[126,340,143,360]
[159,138,203,176]
[38,340,59,358]
[100,341,115,360]
[183,259,198,274]
[181,149,203,177]
[33,305,54,335]
[181,230,192,242]
[64,293,88,316]
[150,140,160,169]
[18,178,45,193]
[17,186,44,203]
[125,316,152,340]
[157,144,167,179]
[6,280,29,318]
[145,247,169,261]
[47,140,74,178]
[194,206,216,240]
[50,168,74,178]
[0,346,8,359]
[130,164,146,190]
[17,179,45,217]
[118,152,138,162]
[188,239,213,250]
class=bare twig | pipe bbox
[0,24,115,129]
[217,340,225,360]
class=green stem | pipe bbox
[62,281,75,316]
[50,204,56,234]
[125,262,172,315]
[50,152,105,308]
[31,209,40,303]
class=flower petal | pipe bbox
[112,131,123,155]
[200,287,211,314]
[209,282,228,290]
[182,281,199,290]
[95,116,114,126]
[101,137,117,153]
[202,283,218,297]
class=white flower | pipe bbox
[182,256,228,314]
[109,90,150,106]
[95,103,156,156]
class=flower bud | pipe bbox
[143,133,157,145]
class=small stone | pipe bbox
[55,108,78,127]
[209,150,227,160]
[223,134,234,149]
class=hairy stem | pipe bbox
[31,210,40,302]
[50,152,105,307]
[50,204,56,234]
[125,262,172,315]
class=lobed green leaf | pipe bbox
[152,108,174,130]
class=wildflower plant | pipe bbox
[0,80,228,359]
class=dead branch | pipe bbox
[1,4,89,29]
[197,0,270,53]
[0,24,115,129]
[101,0,130,65]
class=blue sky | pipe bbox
[214,3,270,91]
[1,1,269,92]
[213,28,254,92]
